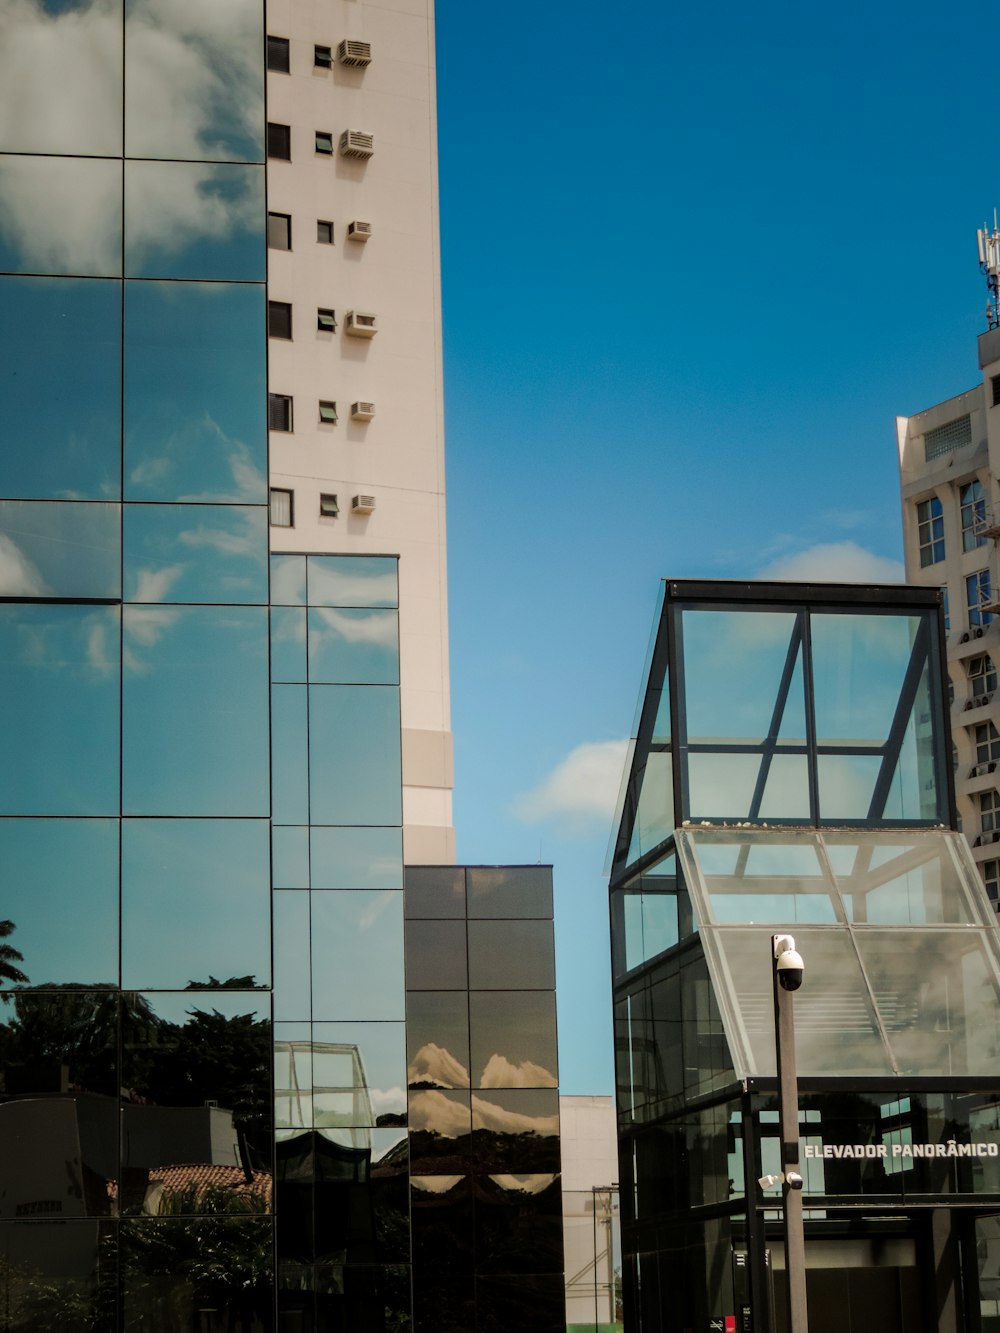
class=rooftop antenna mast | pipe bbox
[978,210,1000,330]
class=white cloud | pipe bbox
[0,534,49,597]
[511,739,629,829]
[755,542,905,584]
[407,1042,470,1090]
[478,1053,557,1089]
[312,606,397,647]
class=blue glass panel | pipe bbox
[271,685,309,824]
[124,161,265,281]
[273,825,309,889]
[122,605,268,815]
[811,613,920,745]
[0,277,120,500]
[311,828,403,890]
[0,605,119,814]
[271,555,306,606]
[124,281,266,502]
[0,500,119,598]
[308,608,399,684]
[308,686,401,825]
[274,892,312,1023]
[0,818,118,989]
[121,819,270,989]
[683,610,803,744]
[311,892,405,1021]
[271,608,307,682]
[307,556,398,608]
[0,156,121,277]
[124,503,267,604]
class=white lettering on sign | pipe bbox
[802,1141,999,1160]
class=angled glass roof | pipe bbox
[675,828,1000,1080]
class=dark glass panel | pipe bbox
[311,892,405,1022]
[0,604,119,815]
[476,1273,565,1333]
[125,0,264,163]
[0,276,121,500]
[469,993,558,1090]
[0,818,118,990]
[410,1174,473,1268]
[271,606,307,682]
[404,865,466,919]
[124,503,267,604]
[121,818,270,990]
[308,686,402,826]
[0,155,121,277]
[0,1220,117,1331]
[310,827,403,890]
[272,686,309,826]
[273,825,309,889]
[120,992,272,1215]
[413,1258,475,1333]
[466,866,553,920]
[311,1023,406,1128]
[648,971,684,1113]
[271,554,306,606]
[120,1217,274,1329]
[314,1261,413,1330]
[124,280,266,502]
[308,608,399,684]
[307,556,398,608]
[312,1133,410,1266]
[124,161,265,280]
[0,500,119,598]
[474,1176,563,1276]
[276,1129,315,1266]
[471,1089,560,1173]
[122,605,269,816]
[467,921,555,990]
[404,920,468,991]
[406,992,470,1090]
[409,1093,472,1174]
[274,893,311,1025]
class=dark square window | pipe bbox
[267,36,290,73]
[315,45,333,67]
[268,301,292,339]
[993,374,1000,408]
[317,308,336,332]
[319,494,339,517]
[315,131,333,155]
[270,488,294,528]
[269,394,293,432]
[267,122,291,160]
[318,400,338,424]
[317,220,334,244]
[267,212,292,250]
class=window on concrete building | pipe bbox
[267,213,292,250]
[984,859,1000,906]
[270,488,293,528]
[961,479,988,551]
[268,301,292,339]
[315,131,334,155]
[320,494,339,517]
[267,122,291,160]
[943,587,950,633]
[980,788,1000,836]
[269,394,293,432]
[318,401,338,424]
[974,722,1000,769]
[267,36,290,72]
[317,308,336,331]
[916,496,944,566]
[992,375,1000,407]
[967,570,993,627]
[317,220,334,244]
[924,414,972,462]
[315,45,333,67]
[968,654,998,700]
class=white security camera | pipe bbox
[773,933,804,992]
[784,1171,803,1190]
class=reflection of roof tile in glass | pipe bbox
[676,828,1000,1081]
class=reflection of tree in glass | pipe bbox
[0,1225,116,1333]
[0,918,29,995]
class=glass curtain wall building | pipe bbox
[608,580,1000,1333]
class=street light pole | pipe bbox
[772,933,808,1333]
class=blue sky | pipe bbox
[435,0,992,1093]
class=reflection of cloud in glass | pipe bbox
[132,566,184,604]
[0,534,49,596]
[122,605,179,673]
[490,1174,557,1193]
[312,607,398,647]
[307,557,398,609]
[471,1094,559,1136]
[408,1042,470,1090]
[0,155,121,276]
[479,1054,557,1089]
[408,1089,558,1136]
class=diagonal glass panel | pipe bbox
[879,659,940,821]
[626,750,673,864]
[682,610,801,745]
[811,613,921,745]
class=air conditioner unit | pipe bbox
[339,129,374,159]
[962,632,972,643]
[345,310,377,338]
[347,220,373,242]
[972,765,983,779]
[976,627,986,638]
[975,835,984,847]
[990,762,997,773]
[338,39,372,66]
[351,401,375,421]
[352,494,376,515]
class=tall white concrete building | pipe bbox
[897,325,1000,908]
[265,0,454,865]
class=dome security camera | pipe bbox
[773,934,804,992]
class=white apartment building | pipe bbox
[265,0,454,864]
[897,324,1000,908]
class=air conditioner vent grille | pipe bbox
[340,129,374,159]
[338,39,372,66]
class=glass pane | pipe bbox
[0,500,119,598]
[683,610,803,744]
[466,866,552,919]
[405,920,468,990]
[271,685,309,825]
[124,161,265,281]
[0,155,121,277]
[0,1221,116,1326]
[409,1091,472,1171]
[469,993,558,1089]
[125,0,264,162]
[124,280,266,502]
[124,504,267,604]
[122,605,269,816]
[308,608,399,684]
[405,865,466,918]
[811,612,922,744]
[271,554,306,605]
[310,827,403,890]
[628,750,674,858]
[468,921,555,990]
[274,1025,312,1129]
[407,992,471,1089]
[473,1174,563,1275]
[816,753,881,820]
[0,276,121,500]
[120,1218,273,1325]
[825,834,985,924]
[274,892,312,1023]
[121,819,270,990]
[0,0,123,155]
[273,825,309,889]
[308,686,402,825]
[312,1022,406,1126]
[471,1089,560,1172]
[271,607,307,682]
[307,555,399,608]
[311,891,405,1021]
[0,819,118,990]
[688,753,764,821]
[0,605,119,815]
